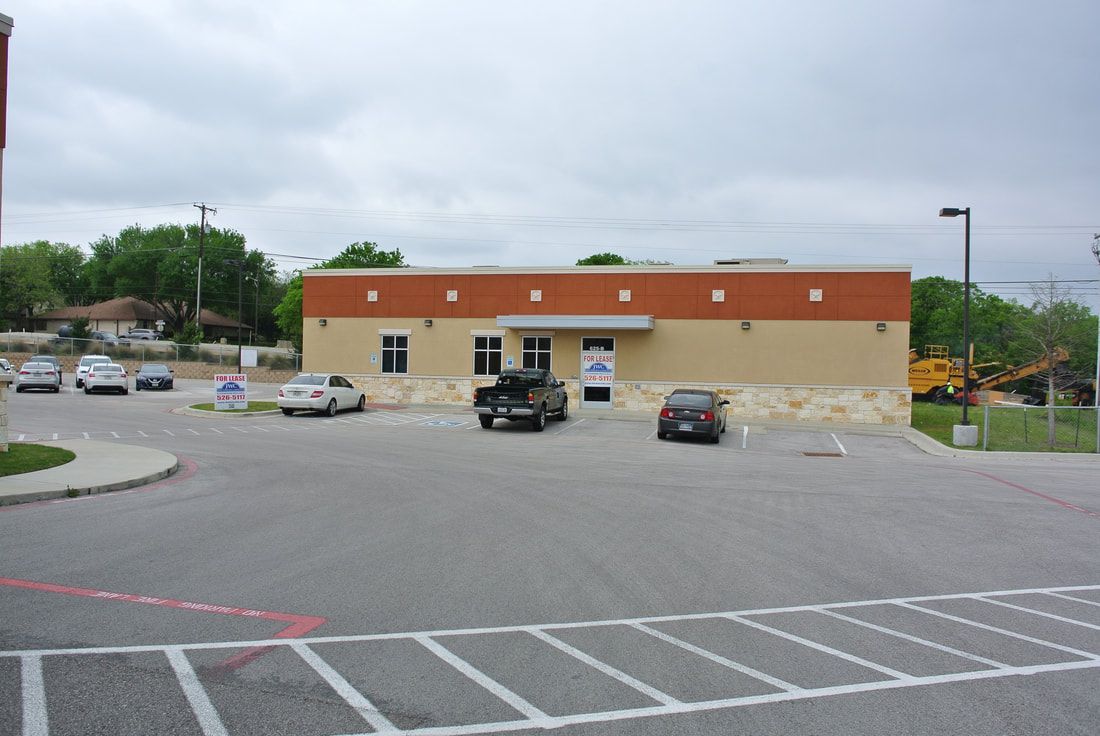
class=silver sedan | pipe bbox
[277,373,366,417]
[15,362,61,392]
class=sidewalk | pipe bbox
[0,440,178,506]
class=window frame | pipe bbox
[381,334,409,375]
[521,335,552,371]
[472,335,503,376]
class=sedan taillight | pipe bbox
[278,389,285,397]
[700,410,715,421]
[19,370,29,375]
[310,390,324,398]
[659,407,673,419]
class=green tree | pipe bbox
[84,224,276,334]
[0,241,84,330]
[576,252,628,266]
[70,316,90,339]
[909,276,1029,365]
[273,241,405,351]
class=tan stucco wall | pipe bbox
[303,317,910,387]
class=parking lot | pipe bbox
[2,379,1098,735]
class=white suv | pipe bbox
[76,354,112,388]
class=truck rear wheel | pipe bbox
[479,415,494,429]
[531,405,546,432]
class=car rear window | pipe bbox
[81,357,110,366]
[288,375,326,386]
[98,365,124,373]
[497,374,543,387]
[668,393,713,408]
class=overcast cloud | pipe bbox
[2,1,1098,305]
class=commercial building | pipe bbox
[301,262,912,424]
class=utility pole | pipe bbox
[252,264,260,346]
[193,202,216,339]
[1092,235,1099,450]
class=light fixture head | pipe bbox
[876,322,887,332]
[939,207,963,218]
[741,321,751,330]
[318,318,327,327]
[424,319,433,327]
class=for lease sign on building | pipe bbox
[214,373,248,411]
[582,352,615,385]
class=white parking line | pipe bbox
[830,433,848,456]
[166,649,229,736]
[291,643,397,732]
[554,418,586,435]
[21,655,48,736]
[742,426,749,449]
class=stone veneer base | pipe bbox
[347,374,912,426]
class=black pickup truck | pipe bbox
[472,368,569,431]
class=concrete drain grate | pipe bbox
[802,451,844,457]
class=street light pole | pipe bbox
[940,207,972,426]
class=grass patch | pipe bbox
[911,401,1098,453]
[0,444,76,477]
[189,401,279,413]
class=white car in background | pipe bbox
[76,354,112,388]
[84,363,129,395]
[277,373,365,417]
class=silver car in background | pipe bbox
[15,361,61,393]
[277,373,366,417]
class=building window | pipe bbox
[522,336,552,370]
[473,336,502,376]
[381,334,408,374]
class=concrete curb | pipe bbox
[171,406,282,418]
[0,440,180,506]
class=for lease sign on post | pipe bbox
[582,353,615,385]
[214,374,248,410]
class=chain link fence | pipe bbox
[981,404,1099,453]
[2,333,302,371]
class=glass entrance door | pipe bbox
[580,336,615,409]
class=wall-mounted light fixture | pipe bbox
[318,318,327,327]
[741,321,751,330]
[423,319,433,327]
[876,322,887,332]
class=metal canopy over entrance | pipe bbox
[497,315,653,330]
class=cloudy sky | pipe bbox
[2,1,1098,306]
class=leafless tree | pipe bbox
[1014,275,1094,444]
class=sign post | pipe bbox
[214,373,248,411]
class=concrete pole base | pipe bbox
[953,424,979,447]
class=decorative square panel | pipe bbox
[367,290,378,302]
[446,290,459,302]
[530,290,542,302]
[809,289,823,302]
[712,289,725,302]
[618,289,631,302]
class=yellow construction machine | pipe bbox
[908,345,1070,402]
